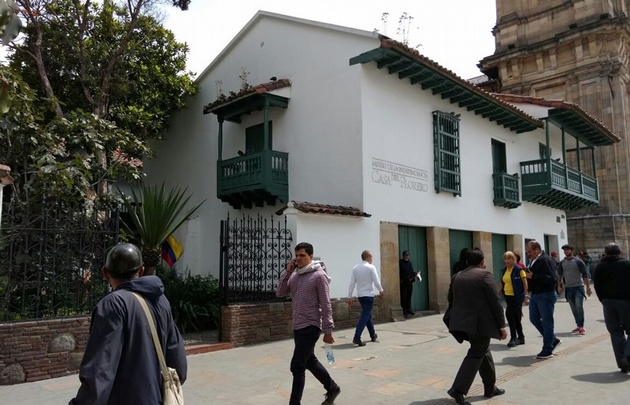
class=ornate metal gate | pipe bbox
[219,214,293,305]
[0,200,120,321]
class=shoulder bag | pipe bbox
[132,292,184,405]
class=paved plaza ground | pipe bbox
[1,294,628,404]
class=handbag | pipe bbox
[132,292,184,405]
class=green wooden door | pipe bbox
[449,230,473,276]
[398,226,429,311]
[246,122,272,153]
[544,235,551,254]
[491,139,507,174]
[492,234,508,286]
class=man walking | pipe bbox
[445,249,507,405]
[276,242,341,405]
[557,243,592,335]
[70,243,187,405]
[592,242,630,373]
[525,240,561,359]
[399,251,418,317]
[347,250,384,346]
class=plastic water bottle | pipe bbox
[325,344,335,364]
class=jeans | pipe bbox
[565,286,585,328]
[529,291,557,352]
[289,326,336,405]
[354,296,376,341]
[602,299,630,369]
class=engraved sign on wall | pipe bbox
[371,158,429,192]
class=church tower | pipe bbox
[479,0,630,256]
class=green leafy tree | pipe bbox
[3,0,196,201]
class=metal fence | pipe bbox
[219,214,293,305]
[0,200,120,321]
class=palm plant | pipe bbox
[120,181,206,275]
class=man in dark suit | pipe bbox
[445,249,507,405]
[399,251,417,317]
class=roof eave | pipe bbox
[349,37,543,133]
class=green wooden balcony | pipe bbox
[493,172,521,209]
[217,150,289,209]
[520,159,599,211]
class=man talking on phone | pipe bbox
[276,242,341,405]
[525,240,561,360]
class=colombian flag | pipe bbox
[161,235,183,267]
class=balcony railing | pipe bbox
[492,172,521,209]
[217,150,289,209]
[520,159,598,211]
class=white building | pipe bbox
[145,11,618,313]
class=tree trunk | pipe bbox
[142,246,162,276]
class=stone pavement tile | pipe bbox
[370,381,421,396]
[364,366,402,379]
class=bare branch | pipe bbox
[71,0,95,106]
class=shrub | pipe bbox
[157,264,220,334]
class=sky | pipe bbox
[160,0,497,80]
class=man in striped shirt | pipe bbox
[276,242,341,405]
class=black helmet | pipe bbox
[105,243,143,276]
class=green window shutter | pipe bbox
[433,111,461,196]
[246,121,272,153]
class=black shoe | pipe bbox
[620,368,629,374]
[552,338,562,352]
[322,386,341,404]
[620,356,630,370]
[507,339,517,347]
[352,339,366,347]
[371,333,378,343]
[536,350,553,359]
[517,336,525,345]
[484,387,505,398]
[447,388,471,405]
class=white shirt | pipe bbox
[348,261,384,298]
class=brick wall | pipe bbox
[0,316,90,385]
[222,296,390,347]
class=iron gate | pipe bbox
[219,214,293,305]
[0,199,120,321]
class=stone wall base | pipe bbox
[222,296,390,347]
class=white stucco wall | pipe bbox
[145,13,571,297]
[144,15,381,276]
[358,64,568,246]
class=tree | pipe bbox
[3,0,196,201]
[121,182,205,276]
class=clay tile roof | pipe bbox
[492,93,621,145]
[203,78,292,114]
[275,201,371,218]
[112,150,143,168]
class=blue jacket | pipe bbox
[500,265,526,304]
[70,276,187,405]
